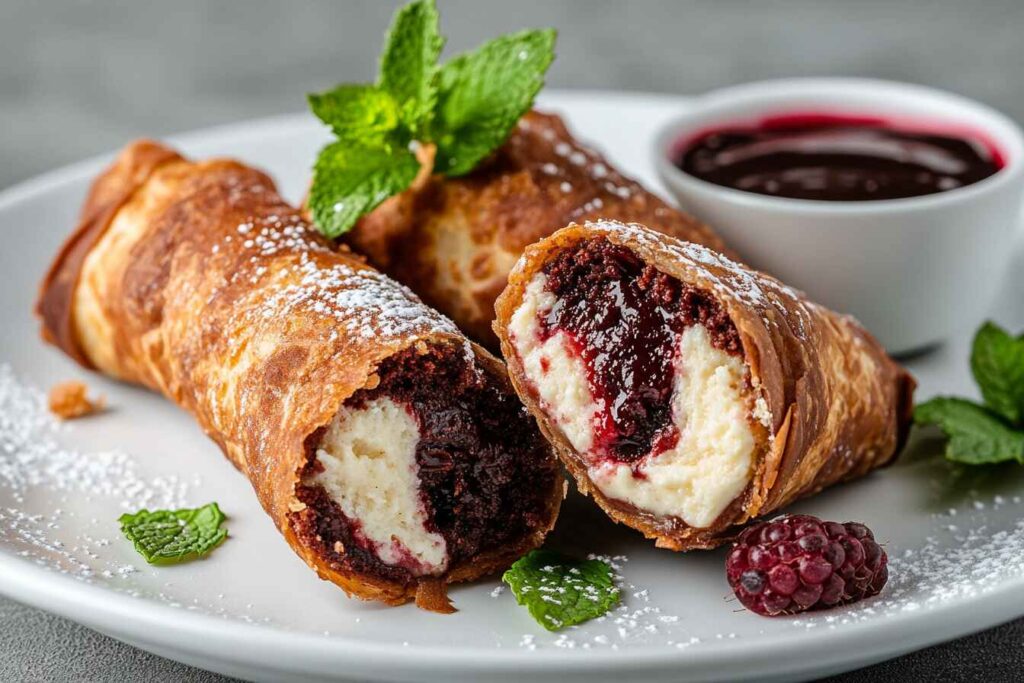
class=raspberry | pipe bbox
[726,514,888,616]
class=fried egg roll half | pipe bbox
[346,110,731,349]
[37,141,563,610]
[495,221,914,550]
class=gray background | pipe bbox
[2,0,1023,680]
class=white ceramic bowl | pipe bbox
[655,78,1024,355]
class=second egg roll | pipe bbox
[346,110,730,348]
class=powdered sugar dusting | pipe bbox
[505,554,693,651]
[793,498,1024,631]
[254,253,459,342]
[234,214,329,260]
[583,220,818,342]
[0,365,283,626]
[521,116,638,220]
[2,364,1024,649]
[0,366,189,510]
[213,204,460,343]
[0,364,190,581]
[506,491,1024,652]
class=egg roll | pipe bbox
[37,140,563,609]
[346,110,731,348]
[494,220,914,550]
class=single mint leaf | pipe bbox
[433,28,556,176]
[502,549,619,631]
[914,397,1024,465]
[307,84,403,147]
[119,503,228,565]
[310,141,419,238]
[378,0,444,132]
[970,321,1024,426]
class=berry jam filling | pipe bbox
[291,344,556,584]
[539,239,741,464]
[676,112,1002,202]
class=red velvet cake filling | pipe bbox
[539,239,741,464]
[291,344,556,584]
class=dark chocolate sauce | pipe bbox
[540,240,740,464]
[677,113,1002,201]
[292,344,556,584]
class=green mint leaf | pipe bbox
[970,321,1024,426]
[433,28,556,176]
[306,1,557,235]
[119,502,228,565]
[308,84,403,147]
[914,397,1024,465]
[502,549,619,631]
[310,141,419,238]
[378,0,444,132]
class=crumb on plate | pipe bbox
[48,380,104,419]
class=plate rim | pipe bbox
[2,544,1021,680]
[1,88,1022,681]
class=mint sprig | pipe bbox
[119,502,228,565]
[915,397,1024,464]
[310,142,420,239]
[502,550,620,631]
[915,321,1024,465]
[307,0,557,238]
[970,322,1024,425]
[432,29,556,176]
[378,0,444,131]
[308,85,403,146]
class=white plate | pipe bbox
[1,91,1023,683]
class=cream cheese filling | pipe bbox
[511,273,758,529]
[308,397,448,575]
[590,325,755,528]
[509,274,601,454]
